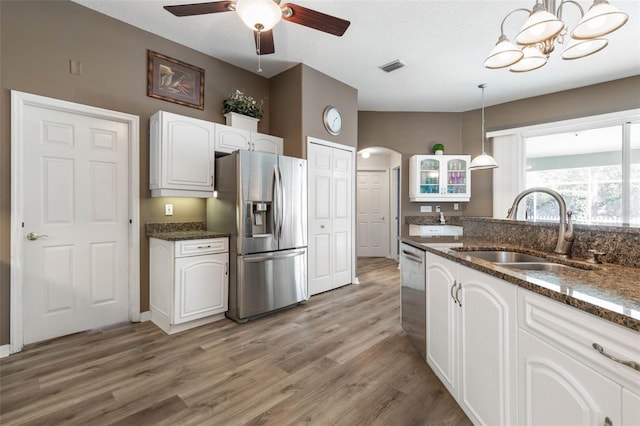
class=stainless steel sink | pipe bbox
[498,262,581,272]
[462,251,546,263]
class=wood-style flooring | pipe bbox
[0,257,471,426]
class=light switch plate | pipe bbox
[165,204,173,216]
[436,205,441,212]
[454,203,459,211]
[420,206,432,213]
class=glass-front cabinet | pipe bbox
[409,155,471,202]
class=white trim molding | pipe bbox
[10,91,140,355]
[0,345,10,358]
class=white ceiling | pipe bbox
[72,0,640,112]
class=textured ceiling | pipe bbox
[72,0,640,112]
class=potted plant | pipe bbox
[222,89,263,132]
[432,143,445,155]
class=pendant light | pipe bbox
[469,84,498,171]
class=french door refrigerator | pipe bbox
[207,150,307,322]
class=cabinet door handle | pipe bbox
[450,281,457,303]
[592,343,640,372]
[455,282,462,307]
[225,262,228,275]
[197,245,212,249]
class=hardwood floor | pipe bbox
[1,257,471,426]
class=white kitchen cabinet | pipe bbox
[214,123,284,155]
[150,111,216,197]
[518,289,640,426]
[408,224,463,237]
[250,132,283,155]
[425,252,517,425]
[409,155,471,202]
[214,123,251,153]
[150,237,229,334]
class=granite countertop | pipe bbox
[401,235,640,333]
[146,222,230,241]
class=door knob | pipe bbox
[380,216,385,220]
[26,232,49,241]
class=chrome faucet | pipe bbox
[506,187,575,257]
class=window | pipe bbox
[490,110,640,226]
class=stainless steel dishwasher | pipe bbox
[400,242,426,360]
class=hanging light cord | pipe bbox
[479,83,487,153]
[255,24,263,73]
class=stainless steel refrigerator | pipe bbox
[207,150,307,323]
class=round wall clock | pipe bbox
[323,106,343,135]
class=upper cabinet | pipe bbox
[409,155,471,202]
[150,111,215,198]
[214,124,283,155]
[150,112,285,198]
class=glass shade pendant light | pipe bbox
[483,34,525,69]
[509,45,548,72]
[572,0,629,39]
[516,3,564,45]
[562,37,608,59]
[236,0,282,31]
[469,84,498,171]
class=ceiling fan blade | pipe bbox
[282,3,350,36]
[254,30,275,55]
[164,1,234,17]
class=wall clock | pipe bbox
[323,106,342,136]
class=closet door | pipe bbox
[308,142,353,296]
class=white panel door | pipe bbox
[356,170,389,257]
[22,105,130,344]
[332,148,352,287]
[308,142,353,296]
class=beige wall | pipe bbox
[0,0,270,344]
[271,64,358,158]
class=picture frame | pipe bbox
[147,50,204,110]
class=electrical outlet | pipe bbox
[165,204,173,216]
[454,203,459,211]
[420,205,432,213]
[435,205,441,212]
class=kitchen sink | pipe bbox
[498,262,581,272]
[461,250,546,263]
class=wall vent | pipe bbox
[379,60,406,73]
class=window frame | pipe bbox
[489,109,640,225]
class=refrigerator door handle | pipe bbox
[277,165,285,242]
[243,248,306,262]
[272,165,280,241]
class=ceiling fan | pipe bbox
[164,0,351,56]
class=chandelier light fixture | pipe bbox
[483,0,628,72]
[469,84,498,171]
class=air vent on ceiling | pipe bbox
[379,60,406,73]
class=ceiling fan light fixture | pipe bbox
[515,4,564,45]
[562,37,608,59]
[571,0,628,39]
[236,0,282,31]
[484,35,525,69]
[509,45,548,72]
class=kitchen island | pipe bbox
[401,234,640,426]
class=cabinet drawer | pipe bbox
[518,289,640,394]
[175,238,228,257]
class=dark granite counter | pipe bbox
[146,222,230,241]
[401,235,640,332]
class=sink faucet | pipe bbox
[506,187,575,257]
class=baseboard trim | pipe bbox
[139,311,152,322]
[0,344,11,358]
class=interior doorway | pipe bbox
[356,147,402,260]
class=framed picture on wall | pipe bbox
[147,50,204,110]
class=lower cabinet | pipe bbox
[518,289,640,426]
[150,237,229,334]
[425,252,518,426]
[423,251,640,425]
